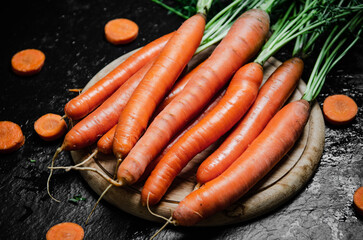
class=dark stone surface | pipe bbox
[0,1,362,239]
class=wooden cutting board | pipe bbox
[71,48,325,226]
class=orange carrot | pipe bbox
[97,125,117,155]
[112,13,206,160]
[105,18,139,45]
[11,49,45,76]
[353,186,363,216]
[173,99,310,226]
[0,121,25,154]
[117,9,270,186]
[64,32,173,120]
[156,62,204,113]
[46,222,84,240]
[62,59,155,151]
[142,62,263,205]
[47,58,155,202]
[197,57,304,184]
[34,114,67,141]
[98,61,206,155]
[140,88,226,182]
[323,94,358,125]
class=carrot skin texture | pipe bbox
[98,61,205,155]
[142,62,263,205]
[64,33,173,120]
[156,62,204,113]
[63,60,154,151]
[140,88,226,182]
[97,125,116,154]
[113,14,206,159]
[173,99,310,226]
[197,57,304,184]
[117,9,270,185]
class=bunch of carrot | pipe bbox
[47,0,362,229]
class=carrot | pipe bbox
[47,58,155,202]
[171,7,363,226]
[0,121,25,154]
[142,62,263,205]
[97,125,117,155]
[34,114,67,141]
[105,18,139,45]
[112,13,206,160]
[197,57,304,184]
[117,9,270,186]
[353,186,363,216]
[323,94,358,126]
[156,62,204,113]
[11,49,45,76]
[62,59,154,151]
[140,88,226,182]
[46,222,84,240]
[64,32,173,120]
[173,99,310,226]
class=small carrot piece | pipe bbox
[117,9,270,186]
[64,32,173,120]
[0,121,25,154]
[68,88,83,93]
[196,57,304,184]
[323,94,358,125]
[142,62,263,205]
[112,13,206,160]
[105,18,139,45]
[34,114,67,141]
[46,222,84,240]
[173,100,310,226]
[11,49,45,76]
[353,186,363,216]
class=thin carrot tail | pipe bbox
[64,150,98,172]
[47,146,64,202]
[113,157,123,179]
[48,165,123,187]
[85,184,113,225]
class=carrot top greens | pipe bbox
[151,0,286,53]
[302,11,362,102]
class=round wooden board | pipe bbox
[71,49,325,226]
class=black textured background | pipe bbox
[0,0,362,239]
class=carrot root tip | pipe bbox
[85,184,113,225]
[47,146,64,202]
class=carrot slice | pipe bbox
[46,222,84,240]
[354,186,363,216]
[105,18,139,45]
[11,49,45,76]
[34,114,67,141]
[323,94,358,125]
[0,121,25,154]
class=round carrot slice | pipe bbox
[323,94,358,125]
[46,222,84,240]
[0,121,25,154]
[104,18,139,45]
[353,186,363,216]
[11,49,45,76]
[34,113,67,141]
